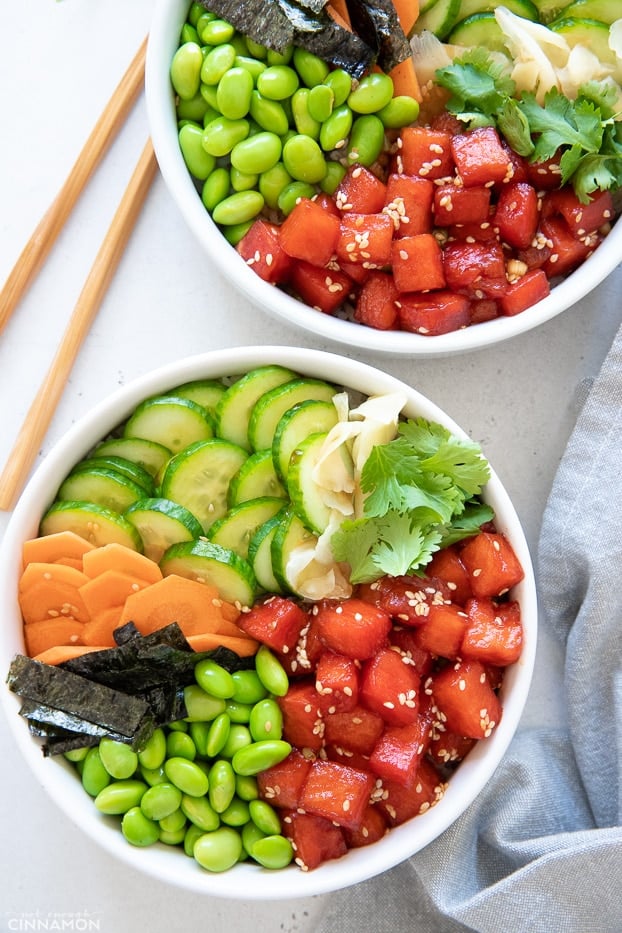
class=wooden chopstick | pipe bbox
[0,139,158,511]
[0,36,147,335]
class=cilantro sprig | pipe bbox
[435,50,622,203]
[330,417,493,584]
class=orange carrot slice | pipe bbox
[81,542,163,584]
[24,617,85,657]
[81,606,125,648]
[32,645,108,665]
[78,570,152,618]
[388,55,421,102]
[19,579,91,625]
[19,561,90,593]
[392,0,420,36]
[22,530,95,568]
[186,633,259,657]
[117,574,242,637]
[327,0,352,30]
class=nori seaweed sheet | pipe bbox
[342,0,411,73]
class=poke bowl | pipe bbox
[146,0,622,357]
[0,345,537,898]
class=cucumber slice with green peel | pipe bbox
[124,395,215,454]
[271,508,318,595]
[534,0,574,23]
[208,496,284,559]
[228,449,287,506]
[248,379,337,454]
[455,0,538,21]
[248,512,286,594]
[40,500,143,551]
[551,0,620,24]
[420,0,440,12]
[448,13,509,52]
[69,456,155,496]
[57,467,146,514]
[286,433,334,535]
[160,539,257,608]
[124,497,203,562]
[549,17,617,65]
[214,365,297,452]
[272,399,339,483]
[413,0,462,39]
[160,438,248,533]
[169,378,227,416]
[92,437,172,478]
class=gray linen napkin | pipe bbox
[315,325,622,933]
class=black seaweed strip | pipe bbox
[294,0,331,14]
[292,18,374,77]
[198,0,294,51]
[344,0,410,72]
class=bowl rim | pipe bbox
[145,0,622,359]
[0,345,538,898]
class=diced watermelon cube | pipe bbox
[494,182,540,250]
[391,233,446,293]
[460,531,525,598]
[450,126,513,187]
[289,260,353,314]
[281,809,347,870]
[334,164,387,214]
[279,197,340,267]
[397,290,471,336]
[323,704,385,756]
[277,679,324,750]
[354,270,399,330]
[237,595,308,654]
[315,597,391,659]
[428,658,502,740]
[433,184,491,226]
[343,803,388,848]
[369,714,431,786]
[300,759,375,830]
[414,602,469,659]
[315,650,359,712]
[426,545,473,605]
[336,212,394,267]
[399,127,454,181]
[499,268,550,316]
[461,597,523,667]
[383,173,434,237]
[376,758,447,826]
[257,749,313,809]
[236,219,293,284]
[359,647,420,726]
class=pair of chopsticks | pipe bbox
[0,37,157,512]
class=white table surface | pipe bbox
[1,2,621,930]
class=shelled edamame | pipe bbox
[65,647,294,873]
[172,2,419,240]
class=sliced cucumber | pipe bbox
[248,379,337,454]
[455,0,538,21]
[248,512,286,594]
[534,0,574,23]
[124,497,203,562]
[124,395,214,453]
[286,433,333,535]
[92,436,172,478]
[160,438,248,533]
[414,0,462,39]
[420,0,440,12]
[160,539,256,607]
[214,365,297,452]
[170,378,227,416]
[228,449,287,506]
[208,496,284,559]
[69,456,155,496]
[448,12,508,51]
[552,0,620,24]
[57,467,146,514]
[272,399,339,483]
[549,17,616,65]
[271,508,318,595]
[40,500,143,551]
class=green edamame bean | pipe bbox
[171,42,203,100]
[184,683,227,721]
[188,2,206,26]
[249,91,289,137]
[251,834,294,869]
[308,84,334,123]
[220,796,250,827]
[140,782,182,821]
[180,23,199,45]
[293,48,330,87]
[217,66,254,120]
[94,780,147,815]
[81,747,111,797]
[98,737,138,780]
[347,114,385,166]
[221,220,253,245]
[235,773,259,801]
[235,56,267,82]
[205,712,231,758]
[291,88,321,139]
[195,11,216,35]
[319,103,353,152]
[230,33,249,56]
[220,723,252,758]
[159,824,187,846]
[257,65,300,101]
[189,720,211,758]
[195,658,236,699]
[176,92,210,123]
[249,697,283,742]
[202,167,231,212]
[277,180,315,216]
[377,94,419,129]
[231,131,282,175]
[181,793,220,832]
[283,134,327,184]
[140,764,167,787]
[241,820,266,856]
[64,746,88,763]
[184,822,205,857]
[202,116,250,158]
[166,730,197,761]
[266,45,293,66]
[200,83,219,110]
[320,160,347,195]
[200,43,236,85]
[255,644,289,697]
[194,827,243,872]
[324,68,352,106]
[208,759,236,813]
[246,39,267,59]
[225,699,253,723]
[231,669,268,705]
[121,806,160,847]
[248,798,282,835]
[348,72,394,114]
[168,719,188,733]
[259,162,292,210]
[164,757,210,797]
[212,190,264,225]
[200,18,235,46]
[231,739,292,776]
[178,120,217,174]
[231,167,259,192]
[159,807,187,834]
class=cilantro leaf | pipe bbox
[370,513,443,579]
[438,501,495,548]
[331,518,383,584]
[519,89,603,164]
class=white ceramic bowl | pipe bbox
[146,0,622,358]
[0,346,537,898]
